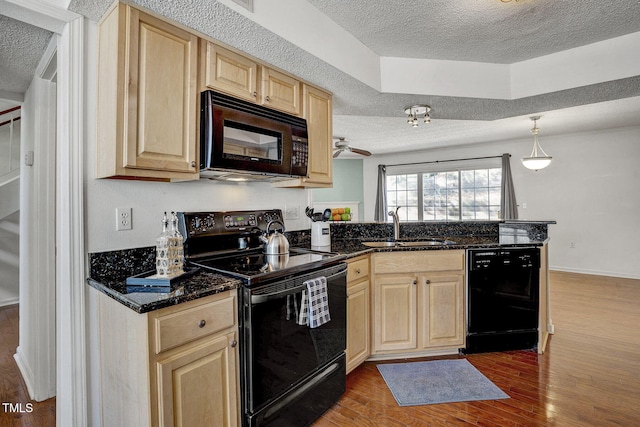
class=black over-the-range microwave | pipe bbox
[199,90,309,181]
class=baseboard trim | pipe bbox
[13,346,36,400]
[367,348,460,362]
[0,297,19,308]
[550,267,640,281]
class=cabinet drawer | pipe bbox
[153,294,236,354]
[348,257,369,283]
[373,250,464,274]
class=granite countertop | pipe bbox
[87,247,242,313]
[87,272,241,313]
[88,221,552,312]
[321,234,548,260]
[324,220,553,258]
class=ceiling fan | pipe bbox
[333,137,371,158]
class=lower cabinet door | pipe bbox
[373,275,417,352]
[421,274,464,348]
[156,332,238,427]
[346,279,370,373]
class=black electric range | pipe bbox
[177,209,348,427]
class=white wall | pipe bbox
[84,178,311,252]
[362,126,640,279]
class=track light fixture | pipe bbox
[404,105,432,127]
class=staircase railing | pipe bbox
[0,105,21,221]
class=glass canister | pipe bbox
[156,212,171,277]
[168,211,185,276]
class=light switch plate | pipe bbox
[116,207,132,231]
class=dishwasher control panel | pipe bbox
[468,248,539,270]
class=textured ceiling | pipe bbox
[333,95,640,155]
[3,0,640,156]
[0,15,53,96]
[306,0,640,63]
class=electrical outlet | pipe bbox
[116,207,132,231]
[522,202,527,209]
[284,205,300,220]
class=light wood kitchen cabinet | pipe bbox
[373,274,417,352]
[372,250,465,356]
[302,85,333,186]
[202,42,259,102]
[274,85,333,188]
[96,3,199,181]
[420,273,464,348]
[346,256,370,373]
[95,289,239,427]
[156,332,238,427]
[201,42,300,115]
[260,67,301,115]
[538,242,551,353]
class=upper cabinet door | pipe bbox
[125,8,198,174]
[261,67,301,116]
[202,42,259,102]
[96,4,198,180]
[303,85,333,185]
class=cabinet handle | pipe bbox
[252,91,258,98]
[425,279,431,285]
[265,95,271,102]
[355,269,361,274]
[198,320,206,328]
[230,340,238,348]
[190,161,196,168]
[412,279,417,285]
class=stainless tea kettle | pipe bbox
[259,220,290,255]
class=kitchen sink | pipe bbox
[399,239,457,246]
[361,241,399,247]
[362,239,456,248]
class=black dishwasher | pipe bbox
[465,247,540,354]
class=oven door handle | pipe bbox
[250,269,345,304]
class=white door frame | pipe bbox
[1,1,87,425]
[56,13,87,427]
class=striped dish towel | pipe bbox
[297,276,330,328]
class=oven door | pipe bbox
[241,264,347,414]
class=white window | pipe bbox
[386,166,502,221]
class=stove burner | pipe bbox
[178,210,345,287]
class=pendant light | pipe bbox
[521,116,552,171]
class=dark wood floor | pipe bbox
[314,271,640,426]
[1,271,638,426]
[0,304,56,427]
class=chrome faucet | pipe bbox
[388,206,401,241]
